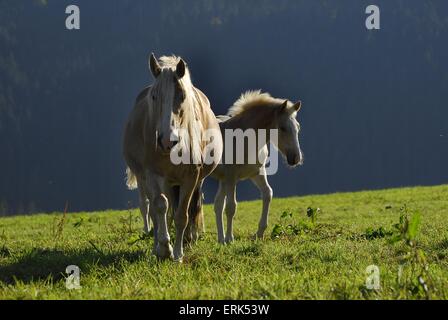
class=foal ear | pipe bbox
[176,59,186,79]
[149,53,161,78]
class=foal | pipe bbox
[211,91,303,243]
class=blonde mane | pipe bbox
[227,90,287,117]
[149,55,203,164]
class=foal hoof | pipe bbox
[252,232,265,241]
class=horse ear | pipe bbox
[149,53,161,78]
[176,59,186,79]
[292,101,302,113]
[278,100,288,114]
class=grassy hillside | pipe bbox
[1,185,447,300]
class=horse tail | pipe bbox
[125,167,138,190]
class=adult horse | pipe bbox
[211,90,303,244]
[123,54,223,262]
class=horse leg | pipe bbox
[136,175,150,235]
[173,180,197,262]
[142,172,159,255]
[251,168,273,239]
[214,181,226,244]
[149,204,159,256]
[148,178,173,260]
[224,180,237,243]
[163,184,177,231]
[185,182,204,244]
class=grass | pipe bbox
[1,184,448,300]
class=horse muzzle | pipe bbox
[287,152,303,167]
[157,133,178,152]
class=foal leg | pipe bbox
[224,181,237,243]
[251,169,273,239]
[214,181,227,244]
[173,180,197,262]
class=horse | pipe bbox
[210,90,303,244]
[123,54,223,261]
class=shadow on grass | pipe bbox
[0,247,146,284]
[434,238,448,250]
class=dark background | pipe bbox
[1,0,447,215]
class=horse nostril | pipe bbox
[287,153,302,166]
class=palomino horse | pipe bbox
[211,90,303,244]
[123,54,223,261]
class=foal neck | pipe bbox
[225,104,278,146]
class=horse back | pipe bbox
[123,86,152,174]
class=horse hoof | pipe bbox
[225,237,234,244]
[156,243,173,260]
[173,256,183,263]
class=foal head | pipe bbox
[148,53,197,156]
[274,100,304,167]
[228,90,304,167]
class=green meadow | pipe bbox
[1,184,447,299]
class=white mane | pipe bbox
[149,55,203,164]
